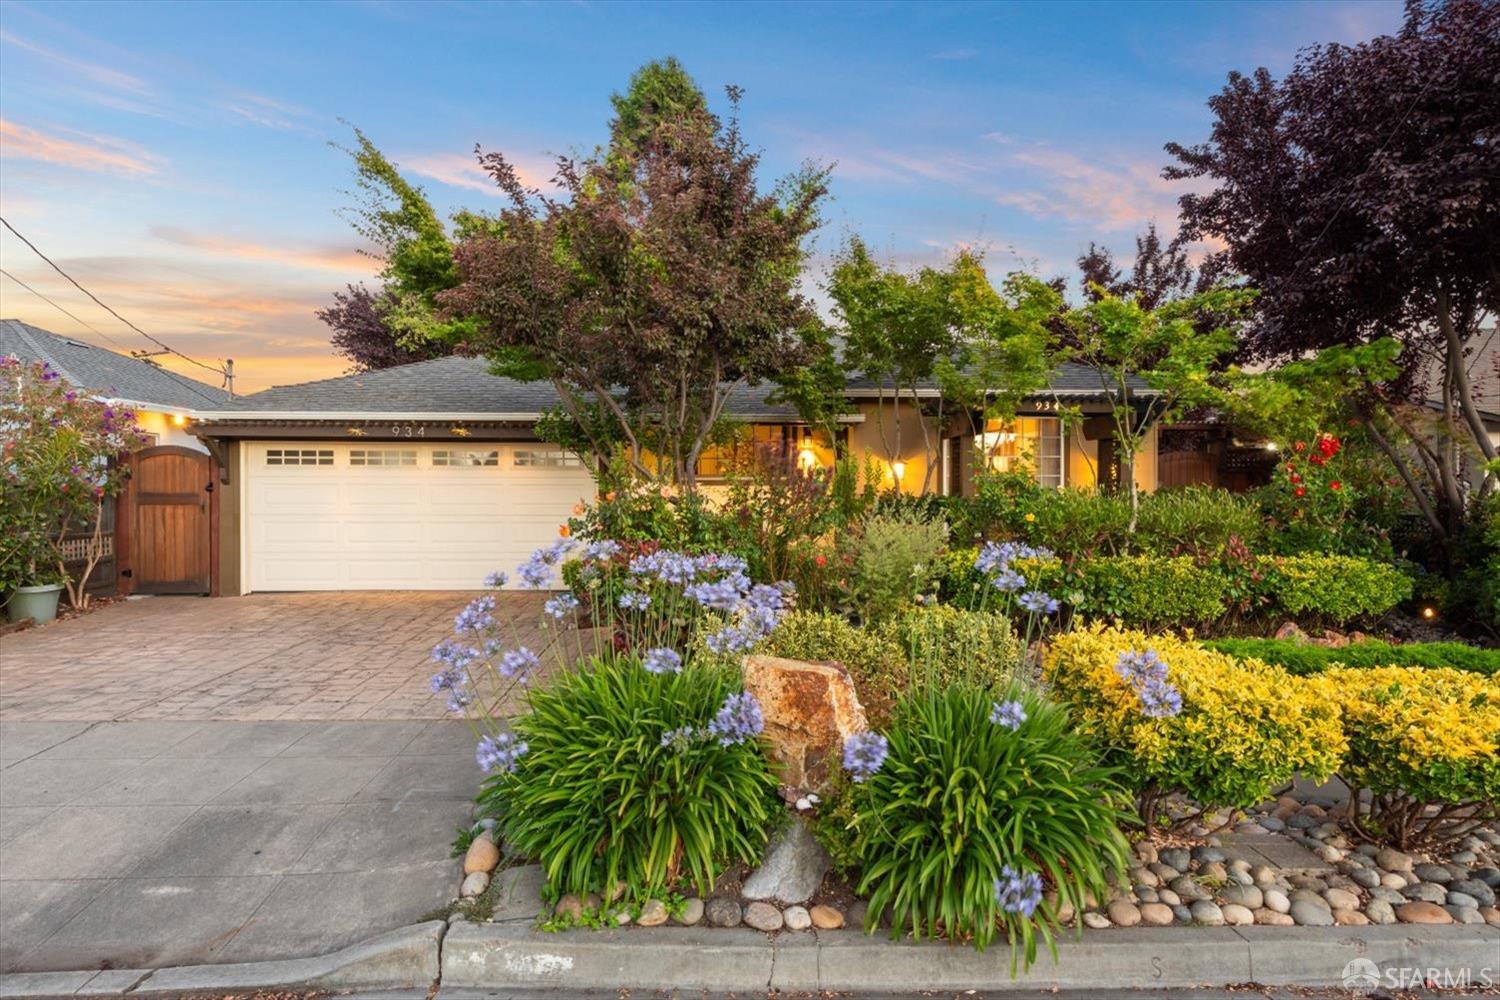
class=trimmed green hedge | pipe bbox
[940,548,1413,632]
[1201,638,1499,677]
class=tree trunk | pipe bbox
[1434,284,1498,465]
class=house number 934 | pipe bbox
[390,423,426,438]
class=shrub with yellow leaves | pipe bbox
[1044,624,1346,827]
[1319,666,1499,850]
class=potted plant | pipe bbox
[1,357,145,624]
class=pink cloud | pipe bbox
[0,120,161,177]
[996,146,1199,234]
[0,29,151,97]
[400,151,553,196]
[149,226,376,274]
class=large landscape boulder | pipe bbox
[742,654,868,791]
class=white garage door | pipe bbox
[245,442,594,591]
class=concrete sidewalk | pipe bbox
[0,719,478,972]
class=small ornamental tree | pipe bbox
[441,62,830,488]
[1,357,147,606]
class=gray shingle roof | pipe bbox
[843,361,1156,397]
[1,319,231,410]
[221,354,805,419]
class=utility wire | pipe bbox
[0,215,229,380]
[0,266,132,352]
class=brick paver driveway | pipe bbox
[0,591,546,722]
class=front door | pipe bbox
[130,446,213,595]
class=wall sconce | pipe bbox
[891,460,906,483]
[171,413,187,427]
[1265,442,1279,452]
[797,447,818,471]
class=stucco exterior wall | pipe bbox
[1067,420,1159,492]
[134,409,208,452]
[847,398,946,494]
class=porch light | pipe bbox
[172,413,187,427]
[797,447,819,471]
[891,460,906,482]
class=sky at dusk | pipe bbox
[0,0,1405,394]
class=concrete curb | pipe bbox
[0,920,445,999]
[440,922,1500,993]
[6,919,1497,996]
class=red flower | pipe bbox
[1329,480,1343,491]
[1317,435,1341,459]
[1308,453,1326,467]
[814,554,828,568]
[1293,441,1307,453]
[1289,473,1302,484]
[1294,486,1307,498]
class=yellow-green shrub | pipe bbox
[1318,666,1499,848]
[1043,625,1345,822]
[1260,554,1412,623]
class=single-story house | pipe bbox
[2,319,233,597]
[185,355,1175,595]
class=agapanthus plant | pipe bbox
[970,541,1060,674]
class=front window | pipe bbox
[695,425,845,481]
[977,417,1064,488]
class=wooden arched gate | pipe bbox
[116,445,218,596]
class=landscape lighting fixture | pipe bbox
[891,460,906,482]
[797,447,818,471]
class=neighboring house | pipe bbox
[188,355,1166,595]
[2,319,234,598]
[1,319,230,450]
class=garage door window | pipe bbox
[433,450,500,467]
[350,449,417,467]
[514,449,583,468]
[265,448,333,466]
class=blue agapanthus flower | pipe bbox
[994,865,1044,917]
[707,692,764,746]
[453,595,496,633]
[581,539,622,562]
[990,568,1025,592]
[659,725,698,750]
[1017,590,1059,615]
[516,555,552,589]
[618,590,651,611]
[483,570,508,588]
[498,646,540,682]
[476,732,528,774]
[543,593,580,620]
[842,731,889,783]
[1114,648,1168,687]
[989,699,1027,730]
[1137,677,1184,718]
[642,647,683,675]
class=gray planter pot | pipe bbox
[6,583,64,625]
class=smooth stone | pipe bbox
[1190,900,1224,926]
[1447,890,1480,910]
[614,911,631,926]
[583,892,602,912]
[1107,900,1142,927]
[1447,905,1484,925]
[460,871,490,898]
[1289,889,1329,908]
[1149,863,1180,881]
[1082,912,1111,929]
[1160,848,1191,871]
[743,901,784,932]
[1290,899,1335,926]
[1139,902,1175,926]
[741,819,830,904]
[1219,884,1262,909]
[1479,906,1500,927]
[1286,814,1317,830]
[706,897,742,928]
[604,880,628,904]
[1414,863,1453,884]
[1450,850,1478,864]
[1250,865,1278,885]
[1370,886,1406,905]
[1350,868,1381,889]
[554,894,584,921]
[1471,867,1500,889]
[1324,887,1361,911]
[1334,909,1370,926]
[1157,889,1181,906]
[1136,887,1159,903]
[1200,861,1227,881]
[637,899,669,927]
[676,897,704,926]
[1221,903,1253,926]
[1171,904,1193,923]
[1376,848,1414,873]
[1262,888,1290,914]
[783,904,811,930]
[1133,867,1161,888]
[1380,872,1408,889]
[1254,908,1294,926]
[1451,879,1496,907]
[1259,816,1286,832]
[1402,882,1449,904]
[1169,876,1209,901]
[1364,898,1396,924]
[1396,901,1453,924]
[463,835,501,875]
[845,900,870,929]
[1288,874,1328,891]
[810,904,844,929]
[1193,846,1227,864]
[1134,841,1159,864]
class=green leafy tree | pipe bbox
[442,62,830,488]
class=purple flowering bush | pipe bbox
[1,358,147,603]
[832,681,1131,967]
[474,656,778,898]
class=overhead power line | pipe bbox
[0,266,132,351]
[0,215,230,382]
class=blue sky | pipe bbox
[0,0,1403,392]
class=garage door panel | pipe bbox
[246,441,593,592]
